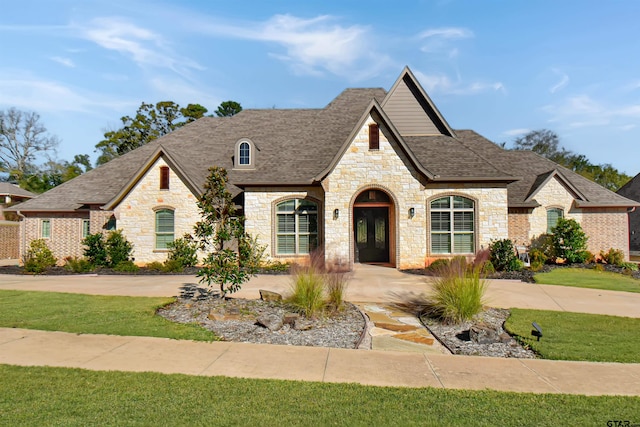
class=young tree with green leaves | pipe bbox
[194,166,262,297]
[215,100,242,117]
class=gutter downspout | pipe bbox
[17,210,25,265]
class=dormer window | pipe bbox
[369,123,379,150]
[234,138,256,169]
[239,141,250,165]
[160,166,170,190]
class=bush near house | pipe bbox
[549,218,588,264]
[23,239,57,274]
[489,239,523,272]
[82,230,134,269]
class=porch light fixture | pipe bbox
[333,209,339,220]
[409,207,415,219]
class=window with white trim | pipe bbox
[547,208,564,233]
[430,195,474,254]
[239,141,250,165]
[155,209,175,250]
[276,199,318,255]
[41,219,51,239]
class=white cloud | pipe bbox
[417,27,473,54]
[413,71,505,96]
[542,93,640,130]
[549,69,569,93]
[502,128,531,137]
[190,14,385,80]
[50,56,75,68]
[418,27,474,40]
[77,17,204,77]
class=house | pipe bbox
[0,183,35,259]
[616,173,640,262]
[9,67,639,268]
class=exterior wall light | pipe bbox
[333,208,339,220]
[409,207,415,219]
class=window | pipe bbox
[276,199,318,255]
[369,123,379,150]
[82,219,90,237]
[41,219,51,239]
[547,208,564,233]
[430,195,474,254]
[239,141,250,165]
[160,166,170,190]
[105,216,117,231]
[155,209,174,249]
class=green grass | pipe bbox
[505,308,640,363]
[0,365,638,426]
[0,290,215,341]
[534,267,640,293]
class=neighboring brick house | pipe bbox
[0,183,35,259]
[8,68,639,268]
[617,173,640,262]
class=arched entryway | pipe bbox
[352,189,396,266]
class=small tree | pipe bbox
[550,218,588,264]
[489,239,522,272]
[194,167,261,297]
[82,230,134,268]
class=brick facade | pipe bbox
[0,221,20,259]
[581,208,630,260]
[21,212,89,264]
[508,208,532,246]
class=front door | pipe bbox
[354,207,389,263]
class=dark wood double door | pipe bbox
[354,207,389,263]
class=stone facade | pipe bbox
[114,157,200,264]
[528,177,583,240]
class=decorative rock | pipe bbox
[259,290,283,302]
[283,313,300,327]
[255,313,283,331]
[208,311,225,321]
[469,321,500,344]
[294,319,313,331]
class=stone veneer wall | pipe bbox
[115,157,200,264]
[322,117,509,269]
[0,221,19,259]
[20,212,89,263]
[528,177,582,240]
[580,208,630,260]
[244,186,325,264]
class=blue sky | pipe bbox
[2,1,639,176]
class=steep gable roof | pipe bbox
[381,67,455,137]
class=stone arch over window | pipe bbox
[427,193,478,255]
[153,206,175,250]
[234,138,256,169]
[272,196,321,256]
[546,207,564,233]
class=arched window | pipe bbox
[430,195,474,254]
[547,208,564,233]
[239,141,250,165]
[276,199,318,255]
[155,209,174,250]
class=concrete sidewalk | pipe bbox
[1,327,639,395]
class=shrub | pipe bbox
[106,230,134,266]
[63,257,94,273]
[489,239,518,272]
[583,251,596,264]
[530,233,555,261]
[23,239,57,274]
[620,262,639,272]
[113,260,139,273]
[427,258,450,271]
[260,260,290,273]
[162,259,184,273]
[592,263,605,272]
[425,258,487,324]
[529,248,548,265]
[600,248,625,266]
[167,234,199,268]
[83,233,108,267]
[146,261,165,272]
[550,218,588,264]
[325,263,349,311]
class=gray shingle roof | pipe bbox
[617,173,640,251]
[0,183,34,199]
[9,87,638,213]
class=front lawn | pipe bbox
[505,308,640,363]
[0,290,215,341]
[1,365,638,426]
[533,267,640,293]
